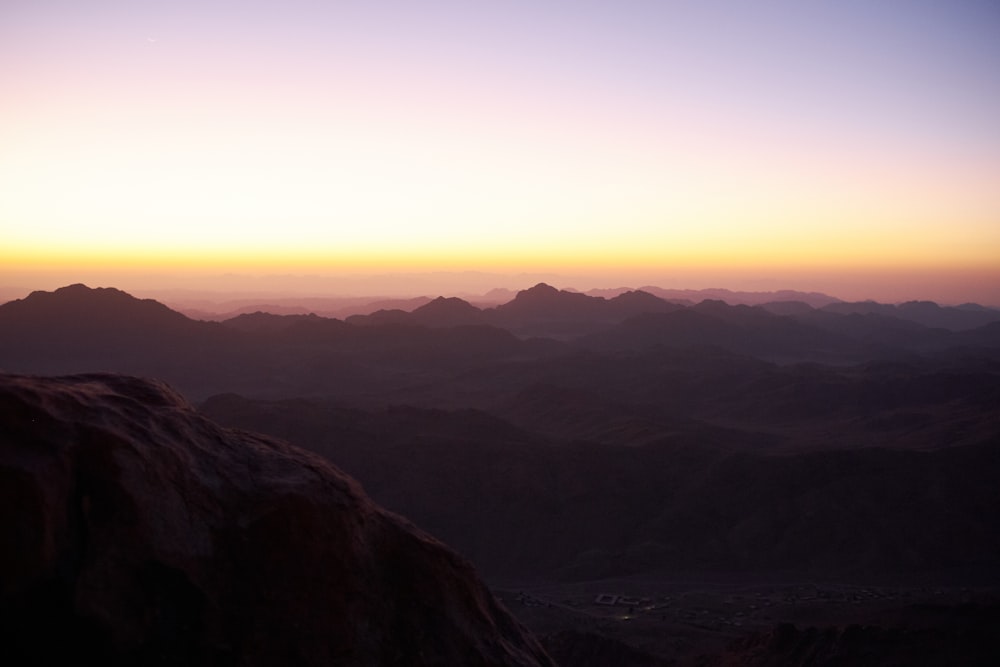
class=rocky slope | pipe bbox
[705,605,1000,667]
[201,391,1000,580]
[0,373,553,667]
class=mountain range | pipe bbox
[2,283,998,665]
[3,283,996,387]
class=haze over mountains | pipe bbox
[133,283,976,322]
[2,282,999,665]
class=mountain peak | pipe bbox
[51,283,137,299]
[496,283,596,317]
[508,283,591,304]
[21,283,123,302]
[418,295,478,310]
[411,296,485,326]
[0,285,221,371]
[517,283,560,298]
[4,283,191,323]
[54,282,91,292]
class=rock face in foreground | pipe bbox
[0,373,553,666]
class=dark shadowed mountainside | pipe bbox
[577,303,855,362]
[704,607,1000,667]
[200,392,1000,581]
[0,373,554,667]
[541,630,669,667]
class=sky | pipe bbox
[2,0,999,304]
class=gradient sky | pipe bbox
[2,1,999,303]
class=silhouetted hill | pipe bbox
[0,373,553,666]
[412,296,488,326]
[347,295,487,327]
[487,283,605,337]
[173,295,433,321]
[607,289,685,318]
[343,295,433,315]
[823,300,1000,331]
[0,283,236,382]
[578,303,855,362]
[484,283,682,338]
[623,286,841,308]
[0,283,208,339]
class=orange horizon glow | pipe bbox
[4,259,999,308]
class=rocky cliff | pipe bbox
[0,373,553,666]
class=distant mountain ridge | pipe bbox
[822,299,1000,331]
[196,282,999,334]
[0,283,234,380]
[3,284,999,396]
[1,283,195,330]
[350,283,685,338]
[7,282,996,328]
[585,285,843,308]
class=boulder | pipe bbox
[0,373,553,666]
